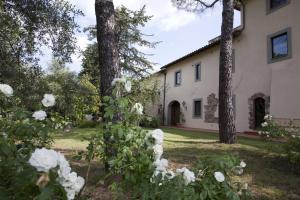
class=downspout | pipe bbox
[162,70,166,125]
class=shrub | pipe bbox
[77,120,99,128]
[83,78,250,200]
[140,116,160,128]
[0,84,84,200]
[285,137,300,165]
[259,114,300,165]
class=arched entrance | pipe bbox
[168,101,180,126]
[254,97,265,129]
[248,93,270,129]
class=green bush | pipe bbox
[140,116,160,128]
[77,120,99,128]
[285,137,300,165]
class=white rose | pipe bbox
[131,103,143,115]
[0,84,13,97]
[111,77,126,86]
[124,80,132,92]
[66,189,76,200]
[153,144,163,160]
[32,110,47,120]
[154,158,168,171]
[151,129,164,145]
[214,171,225,182]
[74,176,85,193]
[176,167,195,185]
[42,94,55,107]
[240,161,246,168]
[29,148,58,172]
[261,122,268,127]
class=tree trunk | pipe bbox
[218,0,236,144]
[95,0,120,171]
[95,0,120,97]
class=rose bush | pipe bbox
[81,78,250,200]
[0,83,84,199]
[259,114,300,165]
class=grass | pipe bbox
[53,127,300,200]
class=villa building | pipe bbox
[146,0,300,133]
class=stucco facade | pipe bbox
[146,0,300,133]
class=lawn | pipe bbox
[53,127,300,200]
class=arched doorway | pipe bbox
[254,97,265,129]
[168,101,180,126]
[248,93,270,130]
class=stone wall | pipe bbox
[204,93,219,123]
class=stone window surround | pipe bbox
[266,0,290,15]
[193,98,203,119]
[204,93,219,123]
[174,70,182,87]
[248,93,270,130]
[267,27,292,64]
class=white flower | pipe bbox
[124,80,132,92]
[29,148,58,172]
[151,129,164,145]
[232,166,244,175]
[261,122,268,127]
[32,110,47,120]
[165,170,175,180]
[240,161,246,168]
[176,167,195,185]
[111,77,126,86]
[42,94,55,107]
[153,144,163,160]
[154,159,168,171]
[131,103,143,115]
[74,176,85,193]
[264,114,272,120]
[85,114,93,121]
[0,84,13,97]
[66,189,76,200]
[214,172,225,182]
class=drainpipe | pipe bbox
[162,70,166,125]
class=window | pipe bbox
[175,70,181,86]
[193,99,202,118]
[266,0,290,14]
[195,64,201,81]
[267,28,292,63]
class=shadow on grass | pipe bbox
[162,127,285,153]
[164,146,300,200]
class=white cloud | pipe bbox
[70,0,197,31]
[114,0,197,31]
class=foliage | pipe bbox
[0,140,67,199]
[81,78,250,200]
[285,137,300,165]
[258,115,287,138]
[259,114,300,165]
[81,5,158,83]
[77,120,99,129]
[46,60,100,122]
[140,116,160,128]
[0,84,85,199]
[0,0,82,68]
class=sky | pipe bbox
[40,0,241,73]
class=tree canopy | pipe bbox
[81,5,158,87]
